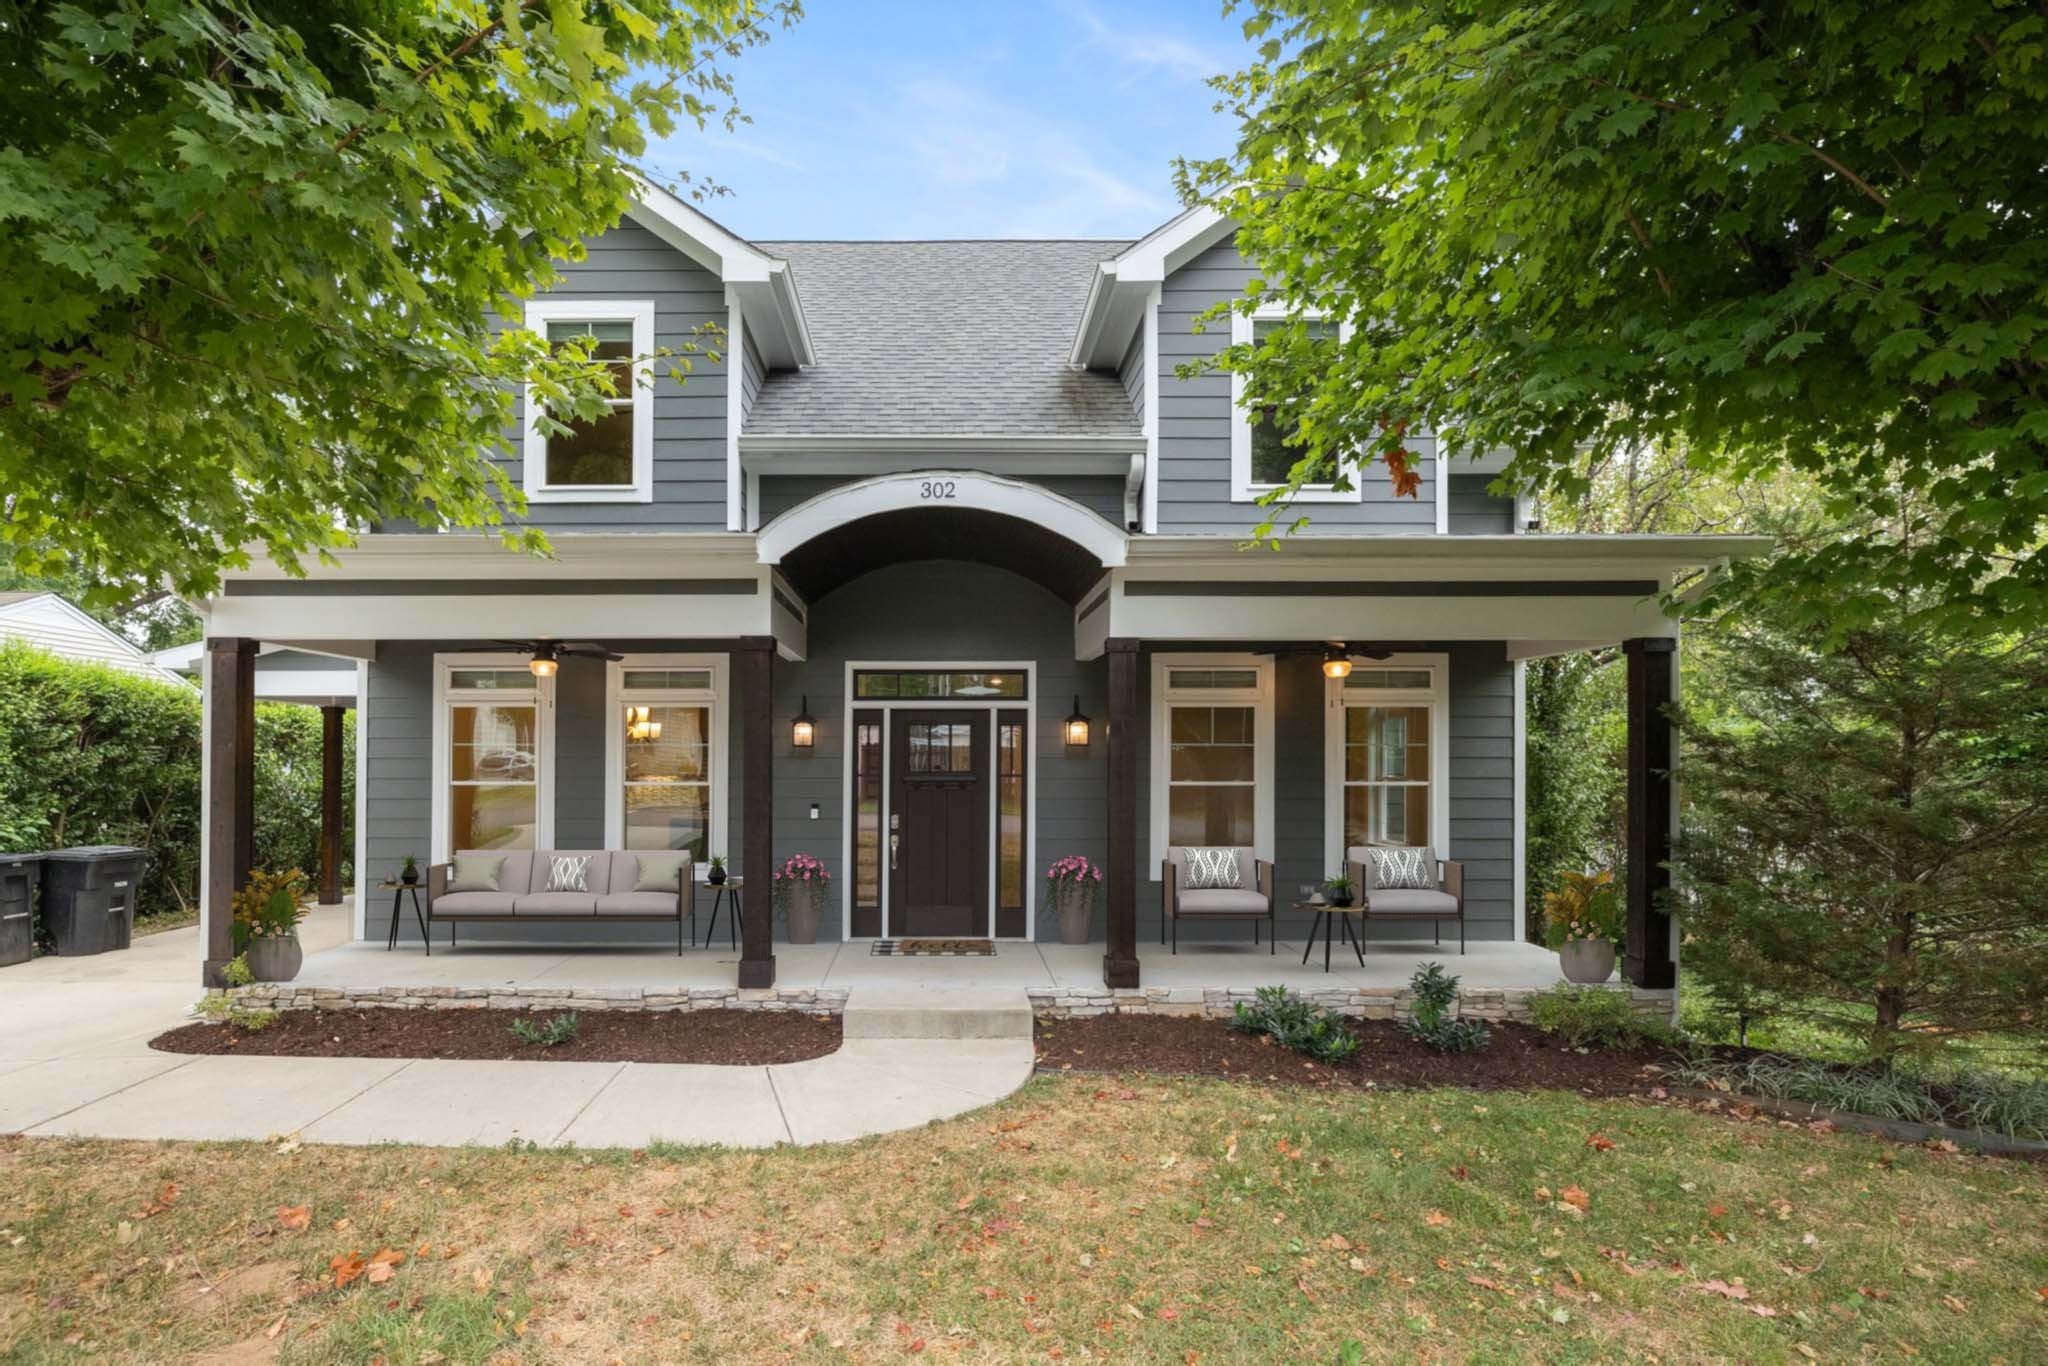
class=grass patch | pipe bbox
[131,908,200,937]
[3,1077,2045,1361]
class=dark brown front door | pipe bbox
[889,711,989,937]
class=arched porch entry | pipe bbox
[747,472,1140,987]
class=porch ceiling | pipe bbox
[777,506,1106,604]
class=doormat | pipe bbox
[871,939,996,957]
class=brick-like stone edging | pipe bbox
[1027,984,1675,1023]
[229,985,849,1014]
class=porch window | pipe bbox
[606,655,726,863]
[1325,654,1449,862]
[1229,306,1361,503]
[522,299,655,504]
[435,657,554,858]
[1151,657,1275,864]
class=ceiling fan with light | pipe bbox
[492,640,623,678]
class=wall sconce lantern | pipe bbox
[1321,643,1354,680]
[528,643,560,679]
[791,695,816,749]
[1063,695,1091,748]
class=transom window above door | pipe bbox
[522,299,655,504]
[853,670,1027,699]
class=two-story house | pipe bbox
[193,186,1763,994]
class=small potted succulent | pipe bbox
[1323,872,1355,909]
[772,853,830,944]
[1544,869,1623,984]
[707,853,728,886]
[399,855,420,886]
[231,868,312,983]
[1044,854,1102,945]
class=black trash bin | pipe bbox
[40,846,147,956]
[0,852,41,968]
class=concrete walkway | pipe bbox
[0,907,1035,1150]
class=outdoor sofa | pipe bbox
[426,849,694,952]
[1160,845,1276,952]
[1344,843,1465,953]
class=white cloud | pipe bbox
[1060,1,1229,85]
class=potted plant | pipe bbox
[399,855,419,886]
[1044,855,1102,945]
[231,868,311,983]
[707,854,728,886]
[1543,869,1623,984]
[1324,872,1355,909]
[772,853,830,945]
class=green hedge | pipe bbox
[0,641,352,919]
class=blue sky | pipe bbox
[644,1,1254,241]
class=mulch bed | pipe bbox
[151,1008,841,1066]
[1034,1014,1673,1097]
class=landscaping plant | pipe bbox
[1663,1052,2048,1143]
[1527,985,1676,1051]
[229,869,311,953]
[509,1012,580,1049]
[1231,986,1359,1064]
[1404,963,1488,1053]
[1541,871,1622,953]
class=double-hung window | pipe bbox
[434,658,554,860]
[606,656,726,864]
[1324,655,1449,861]
[1151,657,1275,864]
[522,299,655,503]
[1229,304,1361,503]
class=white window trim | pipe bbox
[1150,653,1277,867]
[430,653,556,864]
[1322,652,1452,872]
[522,298,656,504]
[603,653,729,872]
[1229,302,1362,504]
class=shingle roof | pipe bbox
[746,240,1140,438]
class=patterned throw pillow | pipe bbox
[632,854,687,894]
[1366,846,1436,891]
[1183,847,1243,891]
[445,853,505,894]
[544,855,593,893]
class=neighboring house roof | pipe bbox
[0,592,188,685]
[152,641,359,707]
[744,240,1143,439]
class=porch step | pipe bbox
[841,988,1034,1041]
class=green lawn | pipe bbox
[4,1075,2045,1362]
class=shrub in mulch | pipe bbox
[152,1007,841,1066]
[1034,1013,1673,1098]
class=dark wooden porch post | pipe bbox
[1624,636,1678,988]
[318,704,345,905]
[737,636,776,988]
[1103,637,1140,989]
[204,638,257,986]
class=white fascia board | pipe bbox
[1110,590,1679,646]
[754,469,1128,569]
[218,532,762,586]
[1073,205,1238,368]
[1111,203,1236,281]
[1122,532,1773,580]
[619,184,813,369]
[210,587,776,643]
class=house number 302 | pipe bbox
[918,480,957,500]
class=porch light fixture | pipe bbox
[1063,695,1091,748]
[528,643,560,679]
[791,696,816,749]
[1321,644,1354,680]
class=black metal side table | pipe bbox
[698,876,744,949]
[382,880,430,953]
[1296,900,1365,972]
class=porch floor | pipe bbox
[293,934,1570,996]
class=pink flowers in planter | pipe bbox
[773,853,832,886]
[1044,854,1103,889]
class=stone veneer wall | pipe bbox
[231,985,849,1014]
[1026,984,1677,1023]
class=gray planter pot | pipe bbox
[1558,939,1617,985]
[781,889,822,945]
[246,934,303,983]
[1053,888,1095,945]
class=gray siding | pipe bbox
[1448,474,1515,535]
[740,329,766,417]
[1118,323,1146,419]
[756,474,1128,527]
[495,220,730,530]
[362,645,433,944]
[1155,241,1437,535]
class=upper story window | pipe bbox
[522,299,655,504]
[1229,305,1362,505]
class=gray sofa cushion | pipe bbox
[595,892,683,916]
[431,891,516,917]
[624,853,689,893]
[1365,888,1459,916]
[446,853,507,894]
[1177,887,1269,914]
[455,850,535,894]
[512,892,597,916]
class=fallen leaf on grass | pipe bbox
[276,1205,311,1233]
[134,1183,179,1219]
[365,1249,404,1285]
[1697,1279,1750,1301]
[1558,1186,1591,1213]
[330,1252,367,1289]
[1586,1133,1615,1152]
[1423,1210,1450,1227]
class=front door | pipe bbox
[888,710,989,937]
